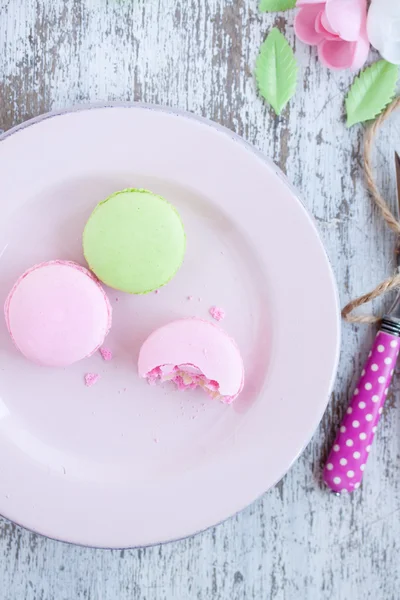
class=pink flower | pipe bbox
[294,0,369,70]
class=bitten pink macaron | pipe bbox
[138,318,244,404]
[4,260,112,367]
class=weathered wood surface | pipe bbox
[1,1,400,598]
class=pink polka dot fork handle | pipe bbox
[324,327,400,494]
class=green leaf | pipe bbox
[259,0,296,11]
[255,28,298,116]
[345,60,399,127]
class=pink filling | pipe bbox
[145,364,235,404]
[85,373,100,387]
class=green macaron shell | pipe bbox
[83,189,186,294]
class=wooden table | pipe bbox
[1,1,399,598]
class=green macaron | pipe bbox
[83,189,186,294]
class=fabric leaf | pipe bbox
[345,60,399,127]
[259,0,296,12]
[255,28,298,115]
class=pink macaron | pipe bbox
[138,318,244,403]
[4,260,112,367]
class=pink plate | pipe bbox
[0,105,340,547]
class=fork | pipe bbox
[323,152,400,493]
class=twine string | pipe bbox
[342,97,400,324]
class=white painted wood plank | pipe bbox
[0,1,399,598]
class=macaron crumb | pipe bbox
[209,306,225,321]
[154,290,160,295]
[85,373,100,387]
[99,347,113,361]
[187,295,193,300]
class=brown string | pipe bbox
[342,97,400,324]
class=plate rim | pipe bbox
[0,103,341,548]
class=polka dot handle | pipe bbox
[324,331,400,493]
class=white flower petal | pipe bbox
[380,41,400,66]
[367,1,400,64]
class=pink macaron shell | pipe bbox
[138,318,244,398]
[5,260,112,367]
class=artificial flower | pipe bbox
[367,0,400,65]
[294,0,369,70]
